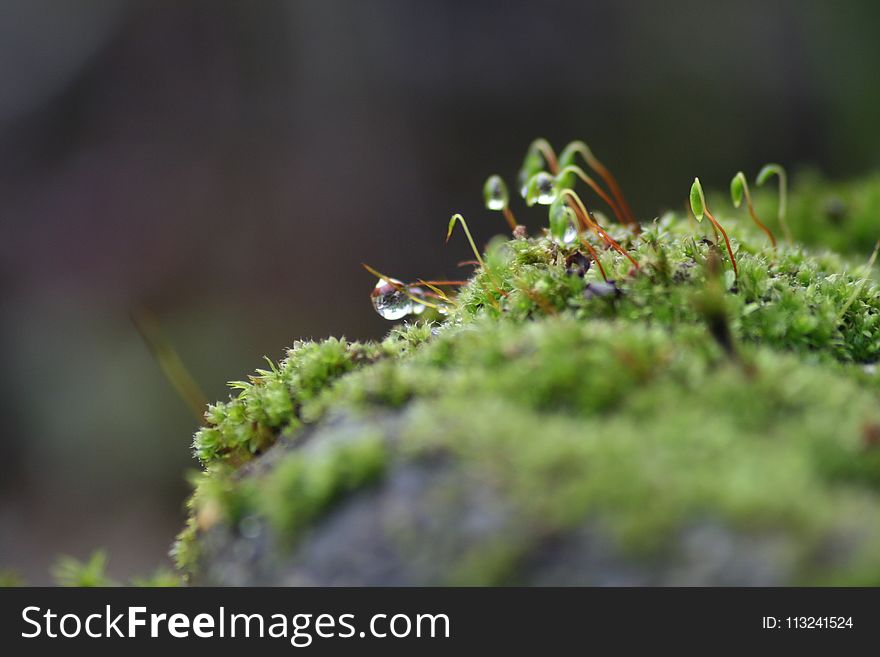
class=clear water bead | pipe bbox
[526,172,557,206]
[483,175,509,211]
[371,278,413,320]
[549,201,578,245]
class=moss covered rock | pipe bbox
[174,172,880,586]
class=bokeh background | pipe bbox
[1,0,878,584]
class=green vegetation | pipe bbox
[731,171,776,247]
[763,169,880,256]
[52,550,181,587]
[52,550,115,587]
[0,570,24,587]
[174,141,880,584]
[193,339,384,465]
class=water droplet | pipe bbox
[550,201,578,244]
[518,149,545,198]
[371,278,413,320]
[525,172,557,206]
[483,175,509,211]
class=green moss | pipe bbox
[0,570,24,587]
[171,466,258,574]
[260,432,386,538]
[401,332,880,582]
[130,569,182,587]
[174,432,386,572]
[52,550,115,587]
[171,521,200,575]
[755,170,880,256]
[52,550,182,587]
[175,170,880,584]
[448,538,530,586]
[194,338,383,465]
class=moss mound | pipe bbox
[174,171,880,585]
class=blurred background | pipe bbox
[1,0,878,584]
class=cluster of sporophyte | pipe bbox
[175,140,880,581]
[368,139,796,320]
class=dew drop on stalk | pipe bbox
[526,172,558,206]
[549,200,578,244]
[483,175,509,211]
[518,149,545,198]
[371,278,413,320]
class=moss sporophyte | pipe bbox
[757,163,792,244]
[172,139,880,585]
[731,171,777,248]
[690,177,738,278]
